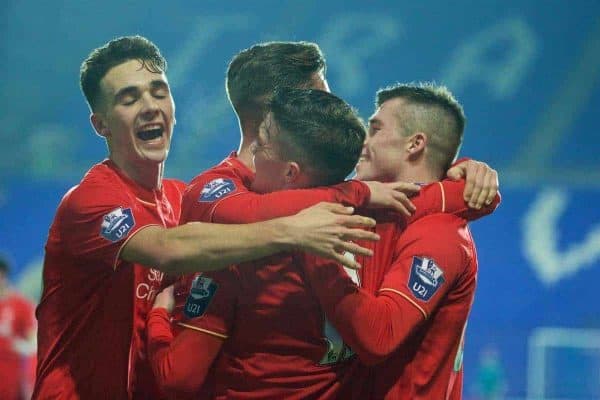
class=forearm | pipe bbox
[212,180,370,223]
[308,264,422,365]
[147,308,214,396]
[122,218,295,274]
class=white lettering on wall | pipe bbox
[523,189,600,285]
[441,17,537,99]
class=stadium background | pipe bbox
[1,1,599,398]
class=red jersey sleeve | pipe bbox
[147,307,223,398]
[176,268,240,340]
[57,183,163,270]
[147,268,239,396]
[408,179,500,224]
[303,214,473,366]
[182,169,370,224]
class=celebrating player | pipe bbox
[146,87,498,398]
[32,36,380,400]
[304,82,499,399]
[180,41,497,261]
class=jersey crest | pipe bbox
[408,256,445,301]
[100,207,135,242]
[198,178,237,202]
[184,275,218,318]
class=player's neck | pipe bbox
[237,139,255,172]
[396,164,439,185]
[111,157,164,191]
[237,118,261,171]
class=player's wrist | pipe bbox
[261,217,297,252]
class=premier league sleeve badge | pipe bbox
[184,275,218,318]
[408,256,445,302]
[99,207,135,242]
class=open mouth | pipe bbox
[137,127,164,141]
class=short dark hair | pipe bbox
[80,35,167,111]
[268,88,365,186]
[376,82,466,174]
[226,41,325,119]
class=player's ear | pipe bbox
[91,113,110,139]
[285,161,301,184]
[407,132,427,157]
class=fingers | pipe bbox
[341,227,379,242]
[389,181,421,195]
[163,284,175,295]
[484,170,499,205]
[467,163,486,209]
[338,214,376,229]
[329,249,362,270]
[463,162,499,209]
[316,202,355,215]
[446,163,466,180]
[337,240,373,258]
[392,191,416,216]
[463,162,478,204]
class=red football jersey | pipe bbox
[157,152,371,399]
[302,181,499,400]
[34,160,185,400]
[0,291,36,400]
[171,253,360,400]
[304,215,486,400]
[369,214,477,400]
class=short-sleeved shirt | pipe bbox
[34,160,185,400]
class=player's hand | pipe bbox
[363,181,421,217]
[153,284,175,314]
[287,202,379,270]
[447,160,499,209]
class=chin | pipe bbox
[141,150,169,164]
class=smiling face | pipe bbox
[92,59,175,171]
[355,97,409,182]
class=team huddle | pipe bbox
[33,36,499,399]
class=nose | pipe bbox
[140,93,160,119]
[362,137,369,150]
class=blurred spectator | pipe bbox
[0,256,36,400]
[471,345,507,400]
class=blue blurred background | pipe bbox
[1,1,599,398]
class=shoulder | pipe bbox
[401,214,473,262]
[185,166,247,204]
[63,172,128,211]
[406,213,467,237]
[57,163,134,221]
